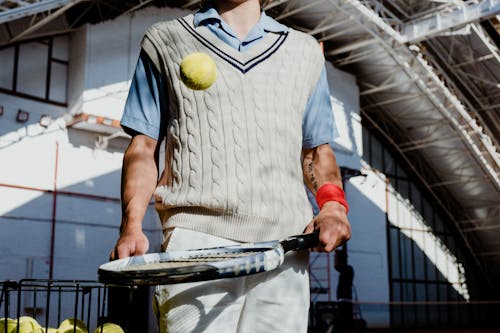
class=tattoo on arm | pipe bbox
[307,161,318,191]
[307,149,318,191]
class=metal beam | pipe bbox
[326,38,377,56]
[399,134,460,152]
[122,0,155,16]
[463,225,500,232]
[181,0,201,9]
[458,215,499,225]
[476,251,500,257]
[451,54,496,69]
[275,0,324,20]
[362,91,439,110]
[329,0,405,43]
[8,0,83,43]
[401,0,500,43]
[0,0,81,25]
[429,176,489,188]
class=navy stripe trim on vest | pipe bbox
[178,17,288,74]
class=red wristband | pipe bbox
[316,183,349,213]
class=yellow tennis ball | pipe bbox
[58,318,87,333]
[40,328,58,333]
[92,323,124,333]
[18,316,41,332]
[0,318,16,333]
[58,327,86,333]
[18,321,36,333]
[180,52,217,90]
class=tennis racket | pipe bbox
[98,232,319,286]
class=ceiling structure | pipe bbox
[0,0,499,286]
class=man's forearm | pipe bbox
[302,143,350,252]
[302,143,342,195]
[120,135,159,233]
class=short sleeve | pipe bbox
[121,50,169,140]
[302,66,338,149]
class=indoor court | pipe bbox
[1,0,499,332]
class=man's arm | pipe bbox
[110,134,159,259]
[302,143,351,252]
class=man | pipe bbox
[110,0,351,332]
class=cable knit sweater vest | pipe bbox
[142,14,324,242]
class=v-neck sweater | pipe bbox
[142,14,324,242]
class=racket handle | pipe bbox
[282,231,319,252]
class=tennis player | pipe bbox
[110,0,351,331]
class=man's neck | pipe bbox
[214,0,261,40]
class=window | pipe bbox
[363,125,472,329]
[0,36,68,106]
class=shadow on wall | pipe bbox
[310,178,388,330]
[0,168,162,282]
[0,123,160,331]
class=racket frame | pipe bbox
[99,232,318,286]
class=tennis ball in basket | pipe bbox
[58,326,86,333]
[180,52,217,90]
[0,318,16,333]
[41,328,58,333]
[92,323,124,333]
[18,321,36,333]
[18,316,41,332]
[58,318,87,333]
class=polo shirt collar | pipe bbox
[194,6,288,38]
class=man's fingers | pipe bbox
[304,221,315,234]
[109,247,120,261]
[317,229,334,252]
[316,226,350,252]
[117,244,133,259]
[109,233,149,261]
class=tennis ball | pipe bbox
[180,52,217,90]
[58,327,86,333]
[40,328,58,333]
[18,316,41,332]
[92,323,124,333]
[0,318,16,333]
[58,318,87,333]
[58,326,86,333]
[18,321,36,333]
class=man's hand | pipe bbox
[302,144,351,252]
[304,201,351,252]
[109,227,149,260]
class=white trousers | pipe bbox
[153,228,310,333]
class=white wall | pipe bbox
[68,6,191,120]
[348,171,390,327]
[1,5,201,282]
[309,64,391,328]
[67,26,87,115]
[0,7,192,329]
[327,62,363,171]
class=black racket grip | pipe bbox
[282,231,319,252]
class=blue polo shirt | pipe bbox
[122,7,337,149]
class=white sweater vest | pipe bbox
[142,14,324,242]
